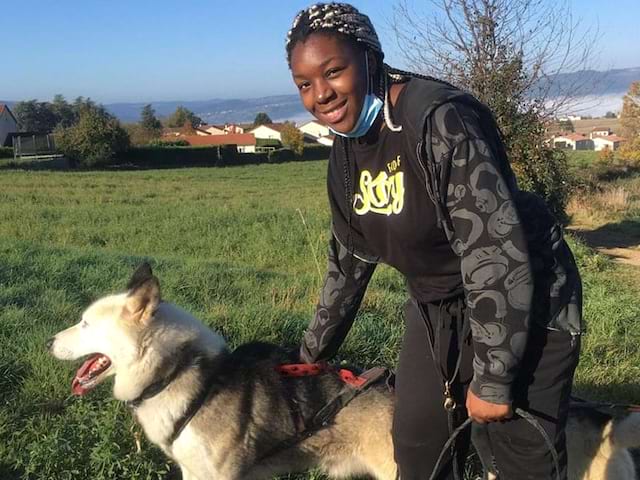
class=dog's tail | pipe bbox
[610,412,640,449]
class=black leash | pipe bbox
[427,408,561,480]
[413,298,560,480]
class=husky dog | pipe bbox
[48,264,639,480]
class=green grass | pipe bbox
[1,162,639,478]
[565,149,598,170]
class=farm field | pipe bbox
[1,160,640,479]
[573,117,621,135]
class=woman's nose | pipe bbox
[315,82,333,104]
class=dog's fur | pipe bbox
[49,265,640,480]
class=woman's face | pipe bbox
[290,33,368,134]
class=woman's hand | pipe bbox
[466,389,512,423]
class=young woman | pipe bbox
[286,3,582,479]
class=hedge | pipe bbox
[115,146,269,169]
[0,147,13,159]
[114,144,332,169]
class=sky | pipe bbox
[2,0,639,104]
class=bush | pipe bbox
[147,138,190,147]
[0,147,13,159]
[256,138,282,148]
[268,148,296,163]
[510,141,571,224]
[618,137,640,167]
[596,146,615,168]
[55,107,130,167]
[301,144,331,161]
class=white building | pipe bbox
[593,135,625,151]
[249,124,286,141]
[198,124,226,135]
[590,127,612,139]
[552,134,593,150]
[299,120,334,146]
[0,104,18,146]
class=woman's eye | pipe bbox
[326,68,341,78]
[298,82,310,91]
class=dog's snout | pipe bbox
[46,337,55,351]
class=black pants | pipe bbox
[392,298,580,480]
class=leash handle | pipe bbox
[428,409,561,480]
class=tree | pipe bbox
[390,0,595,221]
[165,106,202,129]
[392,0,600,119]
[51,94,77,128]
[253,112,273,126]
[13,100,58,132]
[140,104,163,134]
[55,104,130,167]
[618,81,640,166]
[605,111,617,119]
[281,122,304,155]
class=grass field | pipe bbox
[1,161,640,479]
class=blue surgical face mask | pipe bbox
[330,54,383,138]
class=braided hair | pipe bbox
[286,2,407,133]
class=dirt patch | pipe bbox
[568,224,640,266]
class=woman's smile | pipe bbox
[318,99,348,126]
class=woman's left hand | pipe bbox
[466,389,512,423]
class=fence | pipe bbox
[12,134,60,160]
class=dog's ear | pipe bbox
[127,262,154,291]
[126,263,161,325]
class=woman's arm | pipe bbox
[300,234,377,363]
[430,100,534,405]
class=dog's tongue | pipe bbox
[71,354,111,396]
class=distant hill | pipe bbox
[542,66,640,97]
[104,95,309,125]
[3,66,638,123]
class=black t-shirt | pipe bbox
[328,85,463,303]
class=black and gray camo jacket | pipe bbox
[300,88,582,405]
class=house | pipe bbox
[180,133,257,153]
[194,126,213,136]
[299,120,331,138]
[224,124,244,134]
[590,127,612,139]
[199,124,226,135]
[299,120,334,146]
[248,123,288,141]
[0,104,18,146]
[552,134,593,150]
[592,135,625,151]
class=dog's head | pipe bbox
[48,263,226,400]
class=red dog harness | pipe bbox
[276,363,369,388]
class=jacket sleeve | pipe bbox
[300,234,377,363]
[430,101,534,404]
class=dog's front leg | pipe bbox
[180,465,201,480]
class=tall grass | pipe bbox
[1,163,639,479]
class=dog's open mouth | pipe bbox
[71,354,112,396]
